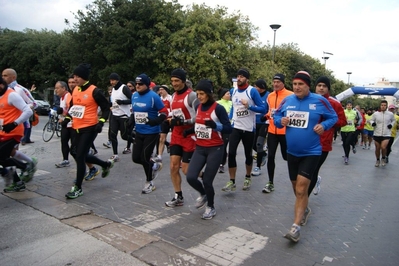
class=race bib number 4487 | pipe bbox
[286,110,309,128]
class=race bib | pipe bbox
[236,106,249,118]
[347,120,354,126]
[69,105,85,119]
[135,112,148,124]
[112,101,119,109]
[173,108,185,120]
[195,123,212,139]
[270,108,276,118]
[0,119,3,129]
[287,110,309,128]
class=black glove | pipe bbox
[260,115,267,122]
[116,99,123,105]
[205,120,216,129]
[372,123,376,127]
[146,114,166,127]
[2,122,17,133]
[57,107,64,115]
[61,117,71,128]
[388,124,392,129]
[95,121,104,133]
[183,127,195,138]
[170,116,185,127]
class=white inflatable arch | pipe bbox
[335,86,399,102]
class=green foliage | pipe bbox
[0,0,351,96]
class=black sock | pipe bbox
[245,175,251,178]
[176,191,183,198]
[230,179,235,184]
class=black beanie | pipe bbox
[160,85,170,94]
[218,88,229,99]
[196,79,213,94]
[135,73,151,87]
[237,68,250,79]
[273,73,285,84]
[316,76,331,90]
[109,73,120,81]
[171,68,187,82]
[255,79,267,90]
[293,71,311,87]
[73,63,91,80]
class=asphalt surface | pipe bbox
[1,117,398,266]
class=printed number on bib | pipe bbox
[195,123,212,139]
[236,107,249,117]
[173,108,185,120]
[69,105,85,119]
[287,110,309,128]
[112,102,119,109]
[135,112,148,124]
[347,120,354,126]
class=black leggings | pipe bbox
[341,131,356,157]
[228,128,254,168]
[71,129,109,189]
[132,133,159,182]
[61,127,75,161]
[186,145,223,208]
[266,133,287,183]
[387,137,394,156]
[253,124,268,168]
[220,133,230,166]
[0,139,26,182]
[110,115,129,154]
[308,151,329,196]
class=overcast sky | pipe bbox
[2,0,399,87]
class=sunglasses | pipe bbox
[136,83,144,86]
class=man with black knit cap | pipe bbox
[129,73,167,194]
[261,73,293,193]
[108,72,132,162]
[165,68,199,207]
[274,71,337,242]
[251,79,269,176]
[64,63,114,199]
[221,68,264,192]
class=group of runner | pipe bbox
[3,64,399,242]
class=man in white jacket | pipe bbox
[370,100,395,167]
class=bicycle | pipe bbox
[42,109,62,142]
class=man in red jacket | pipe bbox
[300,76,347,226]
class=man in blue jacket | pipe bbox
[274,71,337,242]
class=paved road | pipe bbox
[1,117,398,266]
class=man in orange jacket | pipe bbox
[261,74,293,193]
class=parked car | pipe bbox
[32,92,51,115]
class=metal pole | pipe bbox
[272,30,276,62]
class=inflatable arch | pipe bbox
[335,86,399,102]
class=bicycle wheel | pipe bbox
[42,121,55,142]
[56,122,62,137]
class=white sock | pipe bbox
[13,151,33,163]
[157,155,162,160]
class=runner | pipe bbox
[370,100,395,167]
[165,69,199,207]
[185,79,232,219]
[129,74,167,194]
[221,68,264,192]
[155,85,173,162]
[274,71,337,242]
[386,104,399,163]
[261,73,293,193]
[362,108,374,150]
[216,88,232,173]
[341,101,358,165]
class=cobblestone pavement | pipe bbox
[3,119,399,266]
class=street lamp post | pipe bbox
[322,51,333,69]
[347,72,352,85]
[270,24,281,62]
